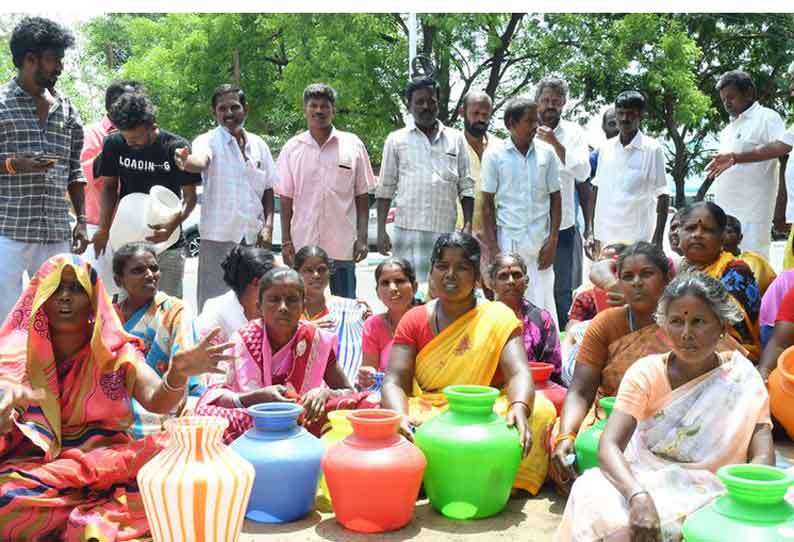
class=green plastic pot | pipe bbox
[414,385,521,519]
[682,464,794,541]
[573,396,615,473]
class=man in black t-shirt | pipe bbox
[93,92,200,298]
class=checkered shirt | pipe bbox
[0,78,85,243]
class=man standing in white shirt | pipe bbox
[175,84,276,311]
[481,97,561,322]
[376,76,474,283]
[535,77,591,327]
[587,91,669,251]
[706,70,786,259]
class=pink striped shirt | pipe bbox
[80,115,115,226]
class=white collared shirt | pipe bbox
[709,102,785,224]
[780,129,794,221]
[481,138,561,253]
[192,126,278,243]
[592,130,668,244]
[376,120,474,233]
[551,119,591,230]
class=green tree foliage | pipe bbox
[545,13,794,206]
[3,13,791,206]
[1,14,110,126]
[79,13,562,162]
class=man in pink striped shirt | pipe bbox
[276,83,376,298]
[79,79,143,290]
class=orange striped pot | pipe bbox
[137,416,255,542]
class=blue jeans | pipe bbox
[330,259,357,299]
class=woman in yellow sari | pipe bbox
[381,233,556,495]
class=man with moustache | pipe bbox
[705,71,794,266]
[0,17,88,320]
[535,77,591,327]
[589,106,619,180]
[377,76,473,283]
[589,91,669,251]
[175,84,277,311]
[93,92,200,298]
[276,83,375,299]
[704,70,786,258]
[457,91,500,293]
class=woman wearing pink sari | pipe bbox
[0,254,230,541]
[195,268,377,443]
[556,272,774,542]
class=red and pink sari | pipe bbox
[195,318,377,443]
[0,254,166,541]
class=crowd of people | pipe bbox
[1,15,794,542]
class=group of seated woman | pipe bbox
[0,195,788,541]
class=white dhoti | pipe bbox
[497,227,559,329]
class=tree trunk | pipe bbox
[484,13,525,100]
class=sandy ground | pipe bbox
[242,485,565,542]
[238,441,794,541]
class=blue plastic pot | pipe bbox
[230,402,325,523]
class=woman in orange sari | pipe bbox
[0,254,229,541]
[556,273,773,541]
[550,242,673,494]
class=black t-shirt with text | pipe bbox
[98,128,201,198]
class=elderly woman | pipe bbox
[293,245,369,381]
[195,268,377,443]
[112,242,203,437]
[193,244,276,345]
[381,232,557,495]
[0,254,227,540]
[489,253,562,376]
[555,273,774,541]
[678,201,761,359]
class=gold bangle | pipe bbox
[554,432,577,447]
[5,157,16,175]
[162,371,186,393]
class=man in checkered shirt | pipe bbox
[0,17,88,322]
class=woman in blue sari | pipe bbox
[112,242,203,437]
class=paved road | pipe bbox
[182,252,389,317]
[182,241,788,318]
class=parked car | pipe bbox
[182,192,283,258]
[184,193,394,258]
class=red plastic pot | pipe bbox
[322,409,426,533]
[530,362,566,416]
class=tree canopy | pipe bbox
[1,13,792,204]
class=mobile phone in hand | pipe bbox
[29,153,59,165]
